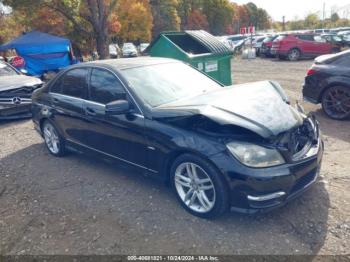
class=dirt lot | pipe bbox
[0,57,349,256]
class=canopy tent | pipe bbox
[0,31,73,76]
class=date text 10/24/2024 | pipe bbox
[127,256,219,261]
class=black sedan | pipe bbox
[0,61,42,120]
[303,50,350,120]
[32,58,323,218]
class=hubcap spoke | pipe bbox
[197,191,212,210]
[44,124,60,154]
[175,175,191,188]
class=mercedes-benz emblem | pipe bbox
[12,97,22,105]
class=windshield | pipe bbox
[122,62,222,107]
[263,36,276,42]
[0,62,18,76]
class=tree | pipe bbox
[256,8,271,30]
[3,0,119,59]
[304,13,320,29]
[331,12,340,22]
[245,2,258,27]
[186,9,209,30]
[201,0,234,35]
[117,0,152,43]
[150,0,180,38]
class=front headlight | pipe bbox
[226,142,285,168]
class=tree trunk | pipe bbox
[96,31,109,59]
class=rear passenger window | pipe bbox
[51,68,89,98]
[297,35,315,41]
[89,68,126,104]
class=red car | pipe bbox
[271,34,340,61]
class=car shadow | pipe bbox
[0,143,330,255]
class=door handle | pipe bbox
[85,107,97,116]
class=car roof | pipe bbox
[85,57,180,70]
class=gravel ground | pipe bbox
[0,57,349,256]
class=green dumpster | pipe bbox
[147,30,233,86]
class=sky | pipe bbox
[232,0,350,21]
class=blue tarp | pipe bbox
[0,31,72,76]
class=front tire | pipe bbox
[321,86,350,120]
[42,120,66,156]
[170,154,229,219]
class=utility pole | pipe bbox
[322,2,325,28]
[282,16,285,31]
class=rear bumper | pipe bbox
[302,77,323,104]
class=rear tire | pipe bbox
[288,48,301,61]
[170,154,229,219]
[321,86,350,120]
[42,120,67,157]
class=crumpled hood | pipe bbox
[0,75,42,92]
[155,81,305,138]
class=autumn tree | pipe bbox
[186,9,209,30]
[201,0,234,35]
[117,0,153,43]
[3,0,119,59]
[150,0,180,38]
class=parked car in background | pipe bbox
[314,29,330,34]
[260,35,278,57]
[252,36,266,56]
[122,43,138,57]
[0,60,42,119]
[226,34,247,44]
[138,43,150,55]
[271,34,338,61]
[320,34,344,47]
[109,44,120,58]
[32,57,323,218]
[337,31,350,46]
[139,43,150,55]
[303,50,350,120]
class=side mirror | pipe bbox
[105,100,130,115]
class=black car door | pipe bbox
[49,68,89,145]
[81,68,150,170]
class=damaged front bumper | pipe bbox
[209,116,324,213]
[0,98,32,120]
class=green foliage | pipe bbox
[150,0,180,38]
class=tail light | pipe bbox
[307,68,316,76]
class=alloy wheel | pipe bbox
[174,162,216,213]
[288,49,300,61]
[322,86,350,120]
[43,123,60,154]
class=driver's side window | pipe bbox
[89,68,126,104]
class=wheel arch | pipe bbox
[318,82,350,103]
[161,148,231,187]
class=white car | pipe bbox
[139,43,150,54]
[109,44,120,58]
[122,43,138,57]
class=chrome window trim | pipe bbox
[67,138,158,174]
[48,65,144,116]
[88,65,144,115]
[49,92,144,119]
